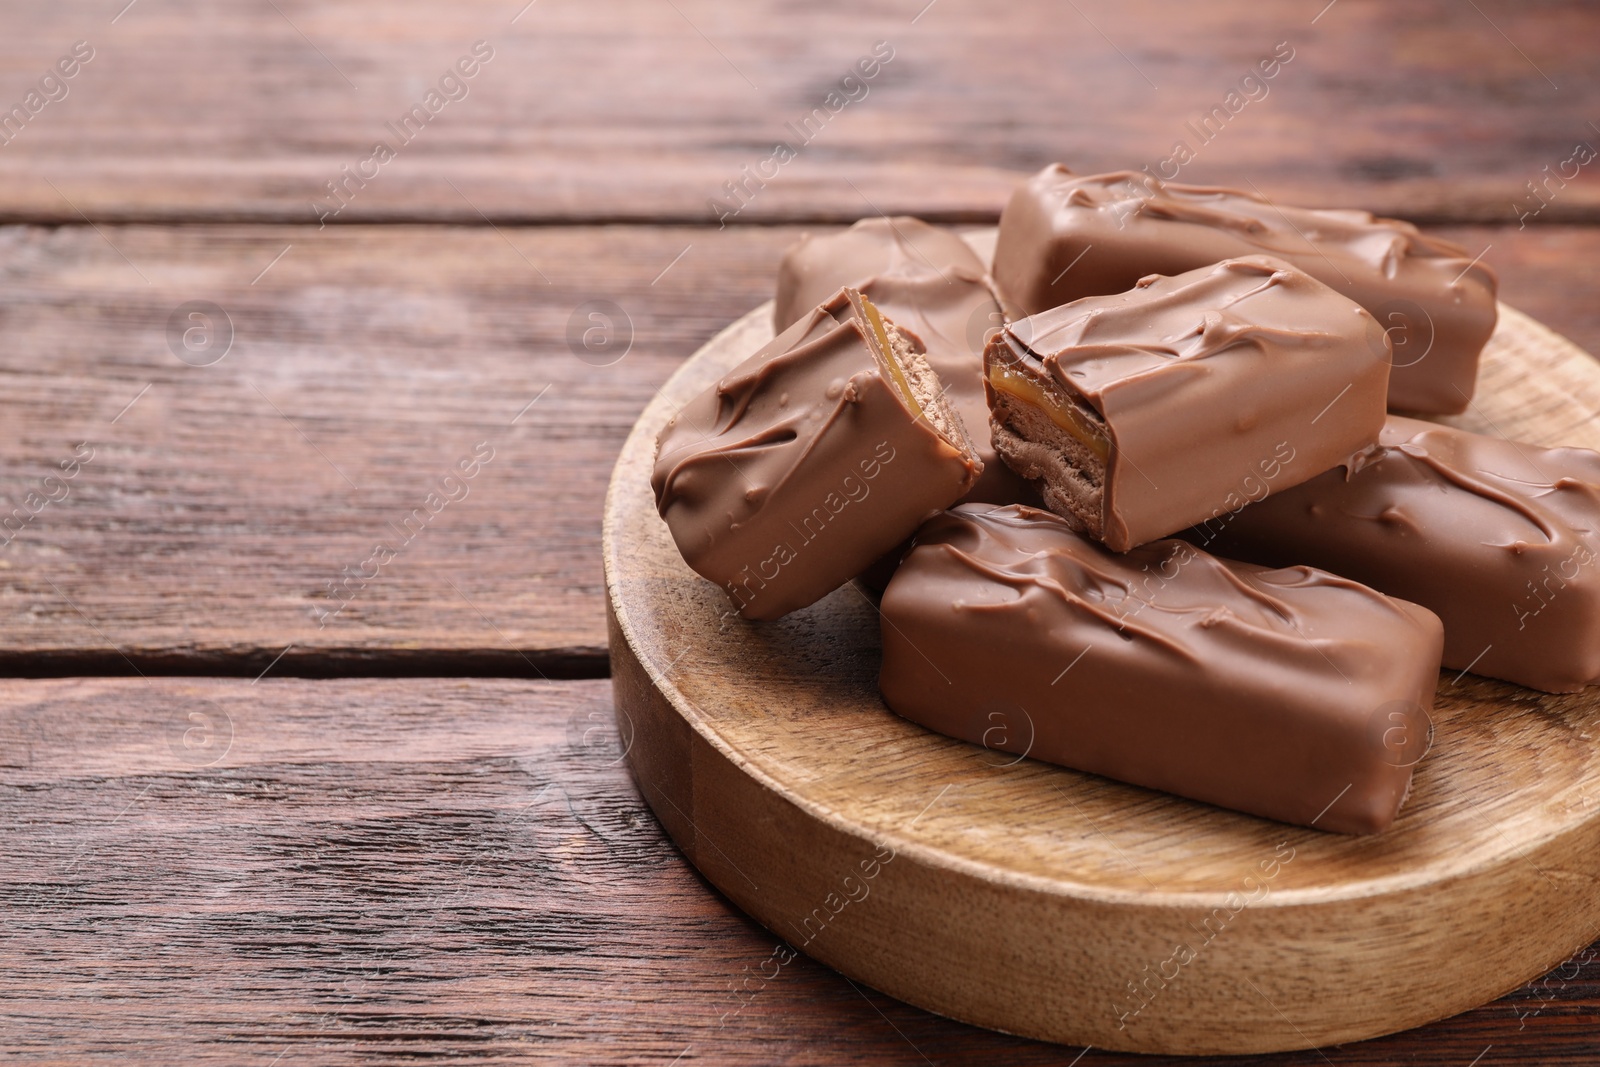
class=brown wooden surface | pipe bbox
[0,677,1597,1066]
[3,0,1600,1059]
[0,1,1597,224]
[0,223,788,673]
[0,222,1597,672]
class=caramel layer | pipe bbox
[855,291,922,421]
[986,361,1109,462]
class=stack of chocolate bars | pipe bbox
[652,164,1600,835]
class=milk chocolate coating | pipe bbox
[1193,417,1600,693]
[653,288,982,621]
[878,504,1445,834]
[985,256,1390,552]
[775,217,1032,505]
[992,165,1499,414]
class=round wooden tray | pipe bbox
[602,236,1600,1056]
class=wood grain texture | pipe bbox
[2,677,1598,1066]
[2,1,1597,1061]
[604,281,1600,1053]
[0,223,795,673]
[0,1,1597,224]
[3,222,1598,670]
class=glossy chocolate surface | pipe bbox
[654,288,981,621]
[878,504,1445,834]
[992,165,1499,414]
[986,256,1390,551]
[775,216,1031,504]
[1196,417,1600,693]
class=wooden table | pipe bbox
[1,1,1597,1062]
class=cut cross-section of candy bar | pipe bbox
[984,256,1390,552]
[653,287,982,621]
[775,216,1028,505]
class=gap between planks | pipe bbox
[1,648,609,681]
[3,213,1600,229]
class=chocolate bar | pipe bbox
[653,287,982,621]
[775,217,1030,504]
[984,256,1390,552]
[992,165,1499,414]
[1194,416,1600,693]
[878,504,1445,834]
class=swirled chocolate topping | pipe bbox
[878,504,1445,834]
[985,256,1390,551]
[992,165,1499,414]
[775,217,1030,505]
[1194,416,1600,693]
[653,287,982,621]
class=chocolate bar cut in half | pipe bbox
[652,287,982,621]
[984,256,1390,552]
[775,216,1027,505]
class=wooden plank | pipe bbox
[0,677,1595,1064]
[0,223,794,673]
[2,222,1597,671]
[0,0,1597,224]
